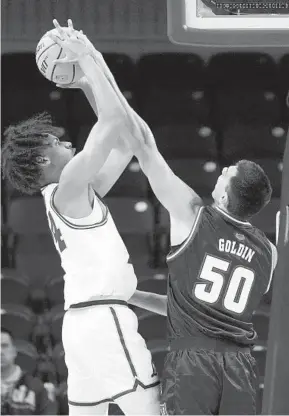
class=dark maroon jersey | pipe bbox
[166,205,275,346]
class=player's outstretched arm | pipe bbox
[52,20,133,197]
[128,290,167,316]
[58,76,133,197]
[48,25,129,206]
[126,117,203,243]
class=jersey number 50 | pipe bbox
[193,254,255,314]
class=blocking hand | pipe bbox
[48,19,90,64]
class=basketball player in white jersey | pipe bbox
[2,20,159,415]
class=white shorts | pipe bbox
[62,302,160,409]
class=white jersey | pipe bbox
[41,184,137,309]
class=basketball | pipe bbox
[35,28,84,85]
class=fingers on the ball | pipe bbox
[48,33,63,46]
[67,19,74,29]
[53,57,77,64]
[53,18,68,39]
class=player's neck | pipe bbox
[213,203,248,223]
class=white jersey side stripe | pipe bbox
[264,241,278,294]
[50,186,108,229]
[167,206,204,262]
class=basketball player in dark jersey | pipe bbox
[127,120,278,415]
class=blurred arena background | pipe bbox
[1,0,289,414]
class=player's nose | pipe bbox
[64,141,72,149]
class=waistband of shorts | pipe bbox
[169,336,251,353]
[69,299,128,309]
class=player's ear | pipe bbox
[36,156,51,166]
[221,191,228,206]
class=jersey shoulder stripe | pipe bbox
[49,185,108,229]
[167,206,204,262]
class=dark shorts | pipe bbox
[160,337,258,415]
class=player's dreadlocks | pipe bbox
[2,112,63,195]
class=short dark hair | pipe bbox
[1,327,14,341]
[227,160,272,219]
[1,112,62,195]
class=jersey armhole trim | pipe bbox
[50,185,109,229]
[167,205,204,262]
[264,242,277,294]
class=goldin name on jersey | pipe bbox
[218,238,255,263]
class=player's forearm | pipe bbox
[80,80,133,196]
[128,290,167,316]
[78,55,126,120]
[90,50,142,128]
[81,82,98,117]
[92,144,133,197]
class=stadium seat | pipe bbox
[105,198,154,234]
[137,53,210,125]
[52,343,67,382]
[138,53,206,90]
[108,159,149,198]
[103,53,136,100]
[31,322,52,354]
[251,198,280,239]
[2,53,68,129]
[252,311,270,344]
[207,53,278,88]
[167,159,221,197]
[7,197,63,283]
[57,381,69,415]
[49,304,65,345]
[207,53,280,128]
[14,235,63,285]
[104,197,155,266]
[71,142,148,197]
[252,345,267,377]
[1,304,35,341]
[7,197,50,234]
[35,359,58,384]
[28,288,47,315]
[129,264,168,284]
[138,311,167,342]
[153,123,218,159]
[46,276,65,307]
[220,124,287,161]
[211,88,281,128]
[15,339,38,374]
[1,271,29,304]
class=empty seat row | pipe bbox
[3,52,289,92]
[1,267,167,308]
[4,121,286,201]
[2,52,289,133]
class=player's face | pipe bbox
[45,134,76,169]
[212,165,238,205]
[1,332,16,369]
